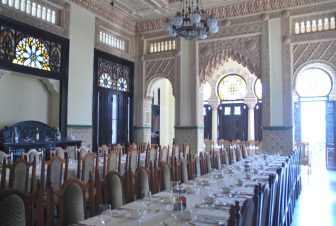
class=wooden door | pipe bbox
[326,101,336,170]
[98,90,113,145]
[204,104,212,140]
[254,103,262,141]
[218,103,248,141]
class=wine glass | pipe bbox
[99,204,112,225]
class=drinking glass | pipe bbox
[99,204,112,225]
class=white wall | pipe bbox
[67,3,95,126]
[269,18,283,126]
[0,72,50,128]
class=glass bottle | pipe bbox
[56,127,61,141]
[14,127,19,143]
[36,128,39,141]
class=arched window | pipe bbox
[254,78,262,100]
[12,36,51,71]
[295,68,332,97]
[217,74,247,100]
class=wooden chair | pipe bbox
[204,140,214,153]
[75,146,89,160]
[229,146,237,164]
[159,146,169,164]
[259,178,271,226]
[123,165,136,203]
[52,178,95,225]
[172,144,181,162]
[239,185,260,226]
[159,162,171,191]
[193,154,201,177]
[22,149,43,167]
[41,155,69,192]
[204,152,212,173]
[50,147,67,159]
[0,150,10,170]
[179,158,188,183]
[100,171,124,210]
[145,147,158,168]
[103,148,121,177]
[125,146,140,174]
[214,151,222,170]
[183,144,191,158]
[98,144,110,157]
[135,166,150,199]
[115,144,125,156]
[1,158,36,193]
[148,160,160,194]
[77,152,96,183]
[0,189,44,226]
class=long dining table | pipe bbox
[79,153,287,226]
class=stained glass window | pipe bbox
[296,68,332,97]
[217,74,247,100]
[12,36,51,71]
[99,73,112,88]
[97,58,130,92]
[117,77,128,91]
[254,78,262,99]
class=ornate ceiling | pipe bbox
[106,0,245,21]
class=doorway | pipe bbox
[300,101,326,169]
[150,78,175,146]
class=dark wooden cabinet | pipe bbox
[0,121,81,160]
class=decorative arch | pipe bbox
[198,35,261,83]
[144,57,175,97]
[145,73,175,97]
[293,60,336,99]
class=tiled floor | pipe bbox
[291,166,336,226]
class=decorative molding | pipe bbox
[69,0,136,33]
[94,18,135,62]
[292,40,336,74]
[136,0,323,33]
[198,34,261,83]
[144,57,175,97]
[144,51,176,61]
[263,126,293,130]
[0,0,70,38]
[41,79,60,95]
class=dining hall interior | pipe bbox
[0,0,336,225]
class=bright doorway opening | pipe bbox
[300,101,326,169]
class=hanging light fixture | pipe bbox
[163,0,219,40]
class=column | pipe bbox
[247,103,255,141]
[208,100,219,141]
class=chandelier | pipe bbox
[163,0,219,40]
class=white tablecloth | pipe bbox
[80,154,286,226]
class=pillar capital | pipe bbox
[244,97,258,109]
[208,98,220,109]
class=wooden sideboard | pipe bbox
[0,120,82,160]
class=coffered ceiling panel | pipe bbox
[105,0,243,21]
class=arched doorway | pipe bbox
[149,78,175,146]
[294,66,335,170]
